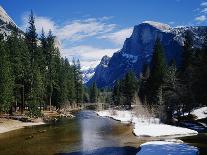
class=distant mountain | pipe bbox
[87,21,207,88]
[82,56,111,84]
[82,67,96,84]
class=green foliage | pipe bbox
[27,102,41,117]
[112,71,138,108]
[0,10,84,115]
[89,82,98,103]
[0,37,14,113]
[146,38,166,105]
[138,32,207,123]
[73,59,83,103]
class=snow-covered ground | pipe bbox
[136,140,199,155]
[97,110,198,137]
[191,107,207,120]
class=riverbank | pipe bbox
[0,117,45,134]
[97,110,198,137]
[0,108,76,134]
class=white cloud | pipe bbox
[56,19,116,42]
[195,15,207,22]
[99,27,133,46]
[201,8,207,13]
[21,13,56,34]
[20,13,121,68]
[35,17,56,34]
[194,2,207,23]
[201,2,207,7]
[62,45,119,67]
[21,13,116,42]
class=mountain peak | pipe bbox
[100,55,110,67]
[142,21,171,31]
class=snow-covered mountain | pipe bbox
[87,21,207,88]
[82,67,96,84]
[85,55,110,84]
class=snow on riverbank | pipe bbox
[136,140,199,155]
[97,110,198,137]
[0,118,45,134]
[191,107,207,120]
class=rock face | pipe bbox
[87,21,207,88]
[82,67,96,84]
[0,6,16,26]
[0,5,18,36]
[86,55,110,85]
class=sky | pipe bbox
[1,0,207,68]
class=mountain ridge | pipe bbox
[87,21,207,88]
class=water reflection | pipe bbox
[57,146,139,155]
[69,110,140,155]
[79,111,118,151]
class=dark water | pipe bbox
[0,111,206,155]
[0,111,142,155]
[180,133,207,155]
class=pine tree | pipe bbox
[147,38,166,105]
[179,31,195,113]
[162,61,179,121]
[66,59,75,104]
[73,59,83,103]
[192,30,207,106]
[46,30,56,110]
[139,64,150,103]
[181,31,193,71]
[25,10,38,71]
[90,82,98,103]
[0,36,14,113]
[122,71,138,108]
[112,80,122,106]
[28,68,43,117]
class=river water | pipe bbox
[0,111,206,155]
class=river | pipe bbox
[0,111,206,155]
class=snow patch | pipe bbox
[191,107,207,120]
[142,21,171,32]
[122,53,138,63]
[81,67,95,83]
[133,123,198,137]
[97,110,198,137]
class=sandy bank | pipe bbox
[0,118,45,134]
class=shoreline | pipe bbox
[0,109,76,135]
[96,110,198,137]
[0,118,45,134]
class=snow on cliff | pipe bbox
[0,5,16,26]
[142,21,171,32]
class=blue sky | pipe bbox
[1,0,207,68]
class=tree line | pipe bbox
[111,30,207,123]
[0,11,83,116]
